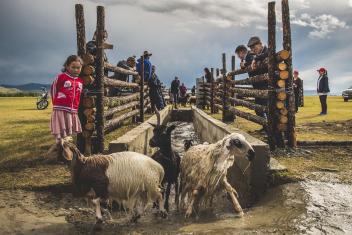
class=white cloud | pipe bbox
[349,0,352,7]
[292,13,348,39]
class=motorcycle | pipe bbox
[36,87,49,110]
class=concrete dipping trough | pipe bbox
[109,105,269,208]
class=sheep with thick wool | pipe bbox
[49,139,166,230]
[180,133,255,218]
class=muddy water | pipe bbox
[0,122,351,234]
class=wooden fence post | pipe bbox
[139,55,145,122]
[222,53,227,122]
[267,1,280,150]
[95,6,105,153]
[282,0,297,147]
[210,68,214,113]
[230,55,236,108]
[231,55,236,72]
[75,4,86,153]
[300,80,304,107]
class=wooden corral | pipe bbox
[75,4,151,154]
[197,0,296,150]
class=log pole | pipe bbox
[282,0,297,147]
[75,4,87,154]
[210,68,215,113]
[231,55,236,72]
[95,6,105,153]
[222,53,227,122]
[267,1,279,150]
[139,55,145,122]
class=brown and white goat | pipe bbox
[180,133,255,218]
[149,111,181,212]
[51,139,167,230]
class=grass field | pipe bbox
[207,96,352,141]
[0,97,140,190]
[0,96,351,189]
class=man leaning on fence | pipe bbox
[247,36,269,122]
[235,45,254,71]
[109,56,136,96]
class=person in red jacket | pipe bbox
[50,55,84,142]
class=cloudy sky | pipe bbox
[0,0,351,92]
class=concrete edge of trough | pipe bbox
[191,105,268,147]
[108,105,173,155]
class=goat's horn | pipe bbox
[154,105,161,126]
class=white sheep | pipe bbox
[51,139,167,230]
[179,133,255,218]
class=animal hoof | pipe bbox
[237,211,244,217]
[158,210,168,219]
[93,219,103,231]
[129,214,141,224]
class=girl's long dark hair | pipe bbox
[62,55,83,72]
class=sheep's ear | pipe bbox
[61,141,73,161]
[166,125,176,134]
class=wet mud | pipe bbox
[0,121,351,234]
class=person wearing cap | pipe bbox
[247,36,269,76]
[148,65,165,110]
[293,70,303,112]
[235,45,254,71]
[171,76,180,109]
[247,36,269,121]
[316,67,330,115]
[136,51,153,82]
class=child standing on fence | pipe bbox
[50,55,84,143]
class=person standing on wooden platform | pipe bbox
[316,67,330,115]
[293,70,303,112]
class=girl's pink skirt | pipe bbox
[50,110,82,139]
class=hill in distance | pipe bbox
[1,83,50,92]
[0,86,22,94]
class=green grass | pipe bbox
[207,96,352,141]
[0,96,351,189]
[0,97,140,190]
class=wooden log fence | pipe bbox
[196,0,295,150]
[75,4,150,154]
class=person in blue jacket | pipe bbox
[136,51,153,82]
[316,67,330,115]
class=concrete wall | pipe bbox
[108,105,269,208]
[192,106,269,207]
[108,105,172,155]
